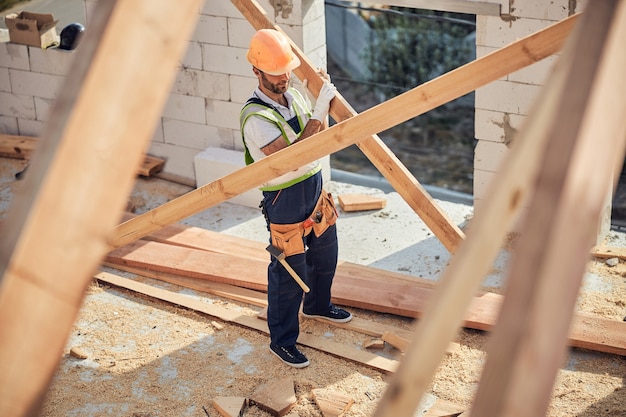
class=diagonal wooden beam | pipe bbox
[471,2,626,416]
[110,7,578,250]
[232,0,464,254]
[370,6,626,417]
[0,1,203,416]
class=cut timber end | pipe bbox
[312,388,354,417]
[212,396,246,417]
[138,155,165,177]
[338,193,387,212]
[249,377,296,416]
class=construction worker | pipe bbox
[240,29,352,368]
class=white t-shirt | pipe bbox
[243,88,320,190]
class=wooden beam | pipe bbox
[110,10,578,250]
[354,0,502,16]
[0,1,203,416]
[370,5,625,417]
[95,271,399,373]
[0,133,37,159]
[104,236,626,356]
[472,2,626,416]
[234,0,466,253]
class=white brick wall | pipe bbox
[472,0,603,236]
[0,0,327,195]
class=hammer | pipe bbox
[266,244,310,293]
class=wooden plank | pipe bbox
[472,3,626,416]
[103,262,269,307]
[110,9,577,251]
[104,239,626,356]
[0,2,203,416]
[312,389,354,417]
[95,271,399,373]
[0,133,37,159]
[249,377,296,417]
[0,136,164,177]
[212,396,247,417]
[337,193,387,212]
[590,245,626,259]
[137,155,165,177]
[370,6,620,417]
[364,0,502,16]
[104,261,424,342]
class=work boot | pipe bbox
[302,304,352,323]
[269,344,310,368]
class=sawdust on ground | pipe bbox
[1,159,624,417]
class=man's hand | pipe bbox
[311,79,337,121]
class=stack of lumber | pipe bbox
[104,217,626,357]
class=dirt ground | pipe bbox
[1,157,625,417]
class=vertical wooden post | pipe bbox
[0,1,202,415]
[472,2,626,415]
[371,11,588,417]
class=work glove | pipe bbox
[311,79,337,121]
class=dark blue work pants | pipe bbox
[261,171,338,347]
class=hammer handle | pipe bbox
[277,258,310,293]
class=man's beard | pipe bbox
[261,72,289,94]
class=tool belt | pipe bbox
[269,190,338,257]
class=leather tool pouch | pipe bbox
[312,190,338,237]
[269,223,305,257]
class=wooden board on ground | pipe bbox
[590,245,626,260]
[248,377,296,417]
[312,389,354,417]
[95,271,399,373]
[138,155,165,177]
[105,236,626,356]
[0,134,37,159]
[337,193,387,212]
[212,396,246,417]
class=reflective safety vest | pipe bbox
[240,88,321,191]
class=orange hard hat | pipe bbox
[246,29,301,75]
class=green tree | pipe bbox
[363,8,475,101]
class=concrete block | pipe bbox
[230,75,258,104]
[475,80,541,115]
[0,67,9,92]
[508,53,558,85]
[474,140,510,173]
[181,41,202,70]
[17,118,44,137]
[475,109,525,143]
[472,168,495,204]
[193,15,227,45]
[162,93,206,124]
[9,69,62,100]
[194,147,263,208]
[0,115,18,133]
[206,99,242,130]
[202,44,248,77]
[511,1,584,20]
[202,1,241,18]
[476,15,554,49]
[0,43,29,70]
[148,141,198,182]
[0,91,35,119]
[34,97,53,122]
[227,18,255,48]
[163,118,232,150]
[29,47,74,76]
[173,68,229,100]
